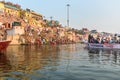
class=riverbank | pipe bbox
[0,1,87,45]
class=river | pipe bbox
[0,43,120,80]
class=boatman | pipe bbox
[88,34,94,43]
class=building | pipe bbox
[0,1,21,17]
[31,10,43,20]
[0,2,4,14]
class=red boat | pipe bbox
[0,40,11,51]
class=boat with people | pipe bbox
[87,33,120,50]
[0,40,11,51]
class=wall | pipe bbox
[7,26,24,44]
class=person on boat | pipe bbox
[101,37,108,44]
[88,34,94,43]
[88,34,91,43]
[118,36,120,44]
[110,38,114,43]
[113,34,118,43]
[93,37,100,44]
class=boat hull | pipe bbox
[0,40,11,51]
[87,43,120,49]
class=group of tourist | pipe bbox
[88,34,120,44]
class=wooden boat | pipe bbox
[87,43,120,49]
[0,40,11,51]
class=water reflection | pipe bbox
[0,53,11,71]
[0,44,120,80]
[88,49,120,66]
[5,45,61,73]
[0,45,61,79]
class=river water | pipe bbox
[0,43,120,80]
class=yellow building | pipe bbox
[4,3,20,16]
[25,10,32,19]
[0,1,21,16]
[20,9,32,23]
[0,2,5,14]
[22,9,43,27]
[31,11,43,20]
[25,10,43,27]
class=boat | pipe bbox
[87,43,120,49]
[0,40,11,51]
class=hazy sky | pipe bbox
[4,0,120,33]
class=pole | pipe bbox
[67,4,70,27]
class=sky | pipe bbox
[3,0,120,33]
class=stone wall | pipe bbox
[7,34,21,45]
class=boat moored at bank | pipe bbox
[0,40,11,52]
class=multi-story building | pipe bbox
[31,10,43,20]
[0,2,4,14]
[0,1,21,29]
[0,1,21,16]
